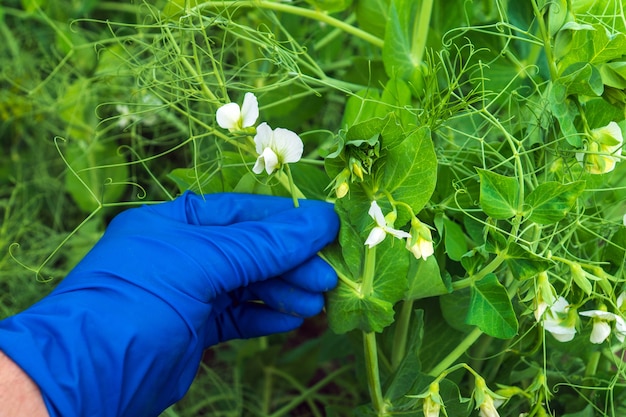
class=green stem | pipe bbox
[361,245,377,296]
[276,167,305,205]
[530,0,559,80]
[360,246,386,415]
[427,327,484,377]
[391,299,414,371]
[451,250,508,291]
[192,1,384,48]
[412,0,434,66]
[283,164,300,208]
[364,332,387,416]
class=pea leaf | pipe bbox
[440,287,474,333]
[549,81,581,147]
[504,242,550,280]
[341,88,383,129]
[326,282,396,334]
[525,181,586,224]
[559,62,604,97]
[378,77,416,129]
[346,117,386,145]
[345,113,403,149]
[382,0,420,80]
[466,273,518,339]
[405,255,451,300]
[476,169,520,219]
[326,237,409,334]
[355,0,389,39]
[443,218,468,261]
[559,24,626,70]
[382,126,437,215]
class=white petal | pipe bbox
[240,92,259,128]
[368,201,386,228]
[614,316,626,342]
[549,297,570,315]
[418,238,435,259]
[602,121,624,147]
[407,242,423,260]
[535,301,548,322]
[216,102,242,130]
[553,332,576,342]
[580,310,617,320]
[478,395,500,417]
[252,157,265,175]
[546,324,577,342]
[272,127,303,163]
[618,291,626,310]
[261,147,279,174]
[590,321,612,344]
[385,226,412,240]
[365,227,386,248]
[623,214,626,227]
[254,122,273,154]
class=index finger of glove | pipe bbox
[206,202,339,294]
[147,191,329,226]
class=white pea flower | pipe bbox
[422,383,442,417]
[478,394,500,417]
[576,121,623,174]
[252,122,303,175]
[542,297,577,342]
[534,271,557,322]
[216,92,259,132]
[411,381,443,417]
[579,309,626,344]
[406,217,434,260]
[364,201,411,248]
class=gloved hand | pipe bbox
[0,191,339,417]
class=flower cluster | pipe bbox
[364,201,434,261]
[536,288,626,345]
[216,92,304,175]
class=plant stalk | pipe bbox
[192,1,384,48]
[427,327,483,377]
[412,0,434,66]
[364,332,387,416]
[530,0,559,80]
[360,246,386,415]
[283,164,300,208]
[391,299,414,371]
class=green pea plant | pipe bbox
[158,0,626,415]
[4,0,626,415]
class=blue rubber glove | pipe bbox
[0,191,339,417]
